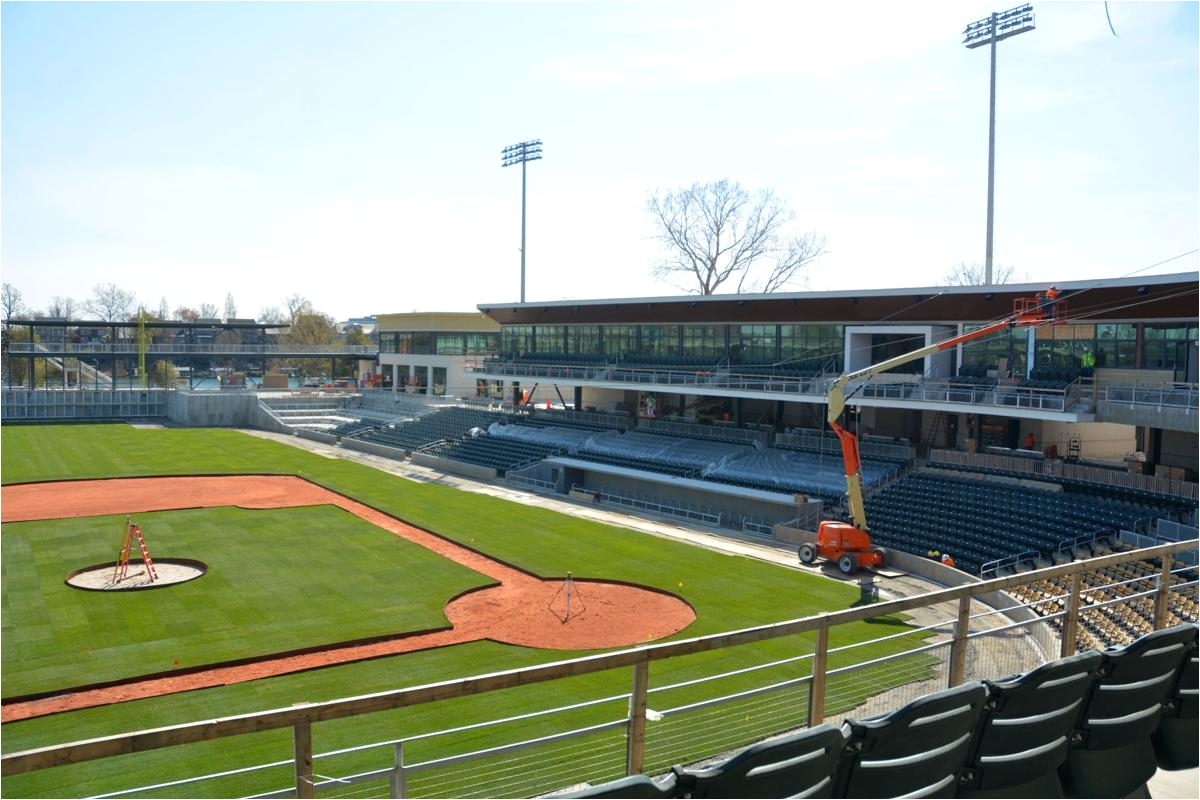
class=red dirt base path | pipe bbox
[1,476,696,722]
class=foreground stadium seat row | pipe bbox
[560,623,1198,799]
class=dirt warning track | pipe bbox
[1,476,695,722]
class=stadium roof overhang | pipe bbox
[478,272,1198,327]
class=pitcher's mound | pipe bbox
[66,559,208,591]
[444,578,696,650]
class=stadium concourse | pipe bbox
[240,426,1198,799]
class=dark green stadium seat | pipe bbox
[670,723,846,798]
[1151,623,1198,770]
[959,649,1101,798]
[836,682,988,798]
[1060,624,1198,798]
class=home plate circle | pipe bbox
[66,559,208,591]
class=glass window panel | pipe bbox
[464,333,499,355]
[535,325,567,354]
[566,326,602,355]
[501,325,533,357]
[1117,340,1137,367]
[681,325,723,359]
[640,325,678,356]
[1142,341,1168,369]
[737,325,777,364]
[961,325,1028,374]
[604,325,637,358]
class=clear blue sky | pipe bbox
[2,1,1197,322]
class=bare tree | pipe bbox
[646,179,825,295]
[285,294,312,322]
[46,296,79,319]
[257,306,286,325]
[158,297,170,320]
[198,303,219,319]
[942,261,1016,286]
[174,306,200,323]
[2,283,25,320]
[223,293,238,321]
[84,283,136,322]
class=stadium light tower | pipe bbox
[501,139,543,303]
[964,4,1035,286]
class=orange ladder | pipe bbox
[111,517,158,584]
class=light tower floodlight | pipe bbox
[501,139,543,304]
[963,4,1034,286]
[963,4,1035,48]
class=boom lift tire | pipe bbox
[799,544,818,564]
[838,554,858,575]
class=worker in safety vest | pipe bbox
[1038,286,1060,318]
[941,553,956,568]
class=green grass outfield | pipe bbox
[1,424,930,797]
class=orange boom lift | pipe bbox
[799,289,1066,574]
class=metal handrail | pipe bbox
[6,342,376,356]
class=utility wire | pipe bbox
[1118,248,1198,280]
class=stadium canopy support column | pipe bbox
[574,385,583,410]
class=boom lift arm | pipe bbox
[827,290,1065,531]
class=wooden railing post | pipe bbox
[808,621,830,727]
[1061,571,1083,658]
[626,659,650,775]
[1154,556,1173,629]
[948,595,973,688]
[294,721,314,799]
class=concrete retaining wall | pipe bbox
[593,471,797,521]
[166,391,258,427]
[340,438,409,460]
[410,452,499,481]
[297,430,338,446]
